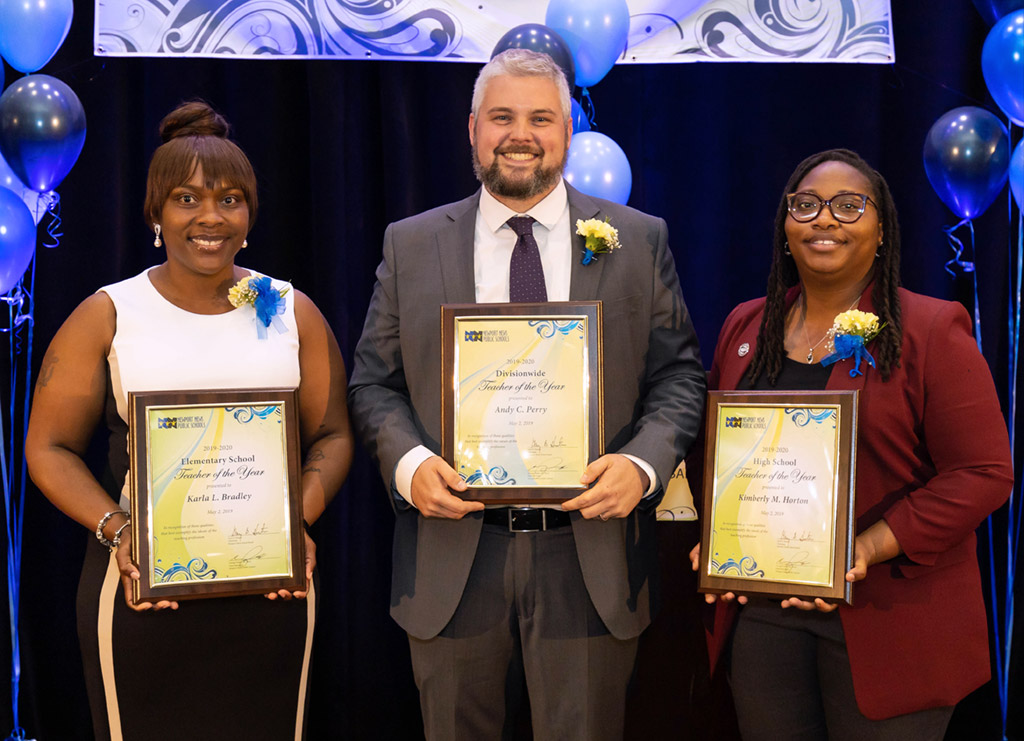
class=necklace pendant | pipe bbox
[806,348,815,363]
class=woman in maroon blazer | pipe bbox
[693,149,1012,739]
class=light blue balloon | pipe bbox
[0,186,35,294]
[0,0,73,73]
[565,131,631,205]
[982,10,1024,125]
[0,75,86,193]
[923,106,1009,219]
[1011,139,1023,209]
[0,150,47,224]
[571,98,591,133]
[545,0,630,88]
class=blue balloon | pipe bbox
[973,0,1024,25]
[545,0,630,88]
[0,151,47,225]
[0,0,73,73]
[0,186,35,294]
[982,10,1024,126]
[0,75,86,193]
[565,131,631,204]
[492,24,576,93]
[571,98,591,133]
[923,107,1009,219]
[1010,139,1023,209]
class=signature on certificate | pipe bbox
[228,522,269,542]
[229,545,265,568]
[775,551,812,574]
[776,530,822,548]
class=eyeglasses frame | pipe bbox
[786,192,879,224]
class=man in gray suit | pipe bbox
[349,48,705,739]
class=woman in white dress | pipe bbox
[25,101,353,740]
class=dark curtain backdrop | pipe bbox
[1,1,1020,739]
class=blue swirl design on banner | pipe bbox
[95,1,892,62]
[529,319,584,339]
[785,407,836,426]
[464,467,516,486]
[710,554,765,578]
[686,0,890,60]
[227,404,282,424]
[155,557,218,582]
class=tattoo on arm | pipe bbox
[303,448,325,475]
[38,353,59,387]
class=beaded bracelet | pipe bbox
[95,510,130,550]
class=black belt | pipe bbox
[482,507,571,532]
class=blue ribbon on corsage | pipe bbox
[581,248,596,265]
[229,275,289,340]
[250,276,288,339]
[820,333,876,377]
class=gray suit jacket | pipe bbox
[349,183,705,639]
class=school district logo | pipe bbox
[724,416,767,430]
[465,331,484,342]
[157,417,178,429]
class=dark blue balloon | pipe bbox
[0,186,35,295]
[491,24,576,93]
[923,107,1009,219]
[982,11,1024,126]
[0,75,86,193]
[0,0,73,73]
[571,98,591,133]
[972,0,1024,25]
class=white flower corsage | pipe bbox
[576,217,621,265]
[820,310,885,377]
[228,275,290,339]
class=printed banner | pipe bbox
[95,0,893,63]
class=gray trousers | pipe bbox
[730,602,954,741]
[408,524,638,741]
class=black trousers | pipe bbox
[729,602,953,741]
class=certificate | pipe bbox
[441,302,604,503]
[697,391,857,604]
[129,389,305,602]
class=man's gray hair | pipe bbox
[471,48,572,121]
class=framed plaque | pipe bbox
[129,389,305,602]
[441,302,604,504]
[697,390,858,604]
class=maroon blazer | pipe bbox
[704,285,1012,719]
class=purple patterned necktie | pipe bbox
[506,215,547,303]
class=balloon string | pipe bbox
[41,194,61,249]
[580,88,597,129]
[943,218,982,351]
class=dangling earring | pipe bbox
[876,240,883,258]
[153,224,162,248]
[783,242,792,256]
[241,239,248,249]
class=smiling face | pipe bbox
[784,160,883,289]
[159,163,249,278]
[469,73,571,211]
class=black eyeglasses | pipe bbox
[786,192,878,223]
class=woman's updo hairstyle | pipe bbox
[144,101,258,231]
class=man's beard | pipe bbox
[472,144,567,201]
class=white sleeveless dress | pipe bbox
[77,267,315,741]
